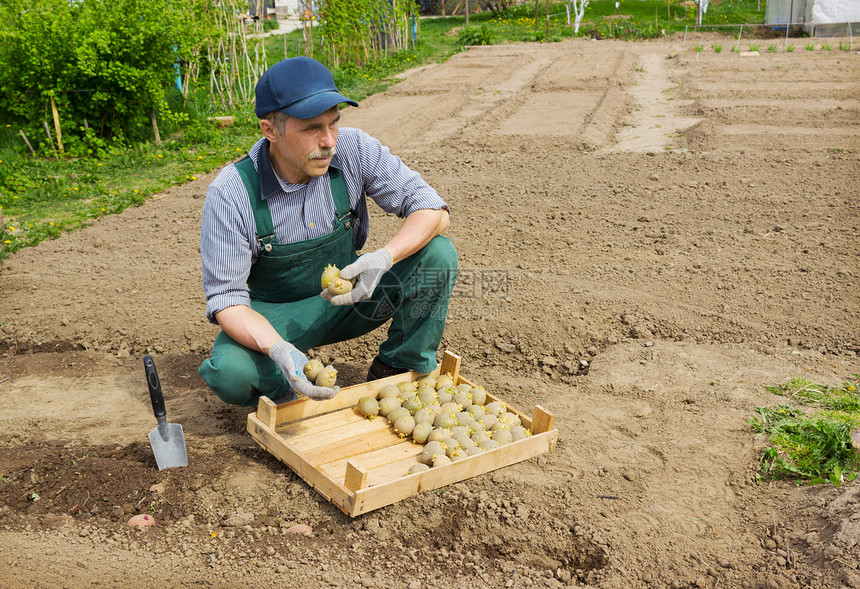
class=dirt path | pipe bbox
[1,38,859,588]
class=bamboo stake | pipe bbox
[18,130,35,155]
[151,109,162,146]
[50,96,64,154]
[43,121,57,156]
[545,0,550,40]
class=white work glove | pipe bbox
[323,248,393,306]
[268,341,339,401]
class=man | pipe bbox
[198,57,457,407]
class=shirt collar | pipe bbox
[256,138,342,200]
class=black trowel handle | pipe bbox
[144,355,166,423]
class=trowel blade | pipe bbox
[148,422,188,470]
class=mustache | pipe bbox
[309,147,336,159]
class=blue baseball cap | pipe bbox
[254,57,358,119]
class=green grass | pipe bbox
[0,115,261,257]
[750,376,860,486]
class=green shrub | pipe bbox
[458,25,496,46]
[0,0,206,149]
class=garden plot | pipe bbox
[0,37,858,589]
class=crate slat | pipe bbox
[277,406,365,439]
[303,427,404,465]
[288,411,389,453]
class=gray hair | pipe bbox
[261,110,289,134]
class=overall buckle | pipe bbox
[257,234,276,253]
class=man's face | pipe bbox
[261,106,340,184]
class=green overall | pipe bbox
[198,156,457,407]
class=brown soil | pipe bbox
[1,37,859,588]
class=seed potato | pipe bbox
[378,396,401,417]
[378,385,401,399]
[484,401,504,417]
[427,427,453,443]
[327,277,354,295]
[436,387,454,404]
[401,397,423,415]
[492,429,513,445]
[478,439,501,451]
[303,359,324,381]
[314,366,337,387]
[397,381,417,394]
[511,425,531,441]
[393,414,416,437]
[434,374,455,390]
[387,407,410,425]
[320,264,340,289]
[357,396,379,418]
[469,387,487,406]
[412,422,433,444]
[432,454,452,468]
[416,375,437,389]
[413,407,436,426]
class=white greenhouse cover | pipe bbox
[812,0,860,24]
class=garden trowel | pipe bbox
[144,355,188,470]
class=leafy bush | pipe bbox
[458,25,496,46]
[0,0,206,149]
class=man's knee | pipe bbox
[424,235,458,271]
[199,354,260,407]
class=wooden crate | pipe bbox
[247,351,559,517]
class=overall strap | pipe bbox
[328,165,353,231]
[234,156,277,251]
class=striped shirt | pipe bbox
[200,128,448,323]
